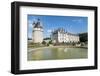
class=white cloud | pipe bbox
[28,20,33,24]
[28,20,33,28]
[47,29,52,33]
[72,19,83,23]
[28,24,33,28]
[33,18,37,22]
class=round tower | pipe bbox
[32,19,43,43]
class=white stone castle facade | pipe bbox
[32,19,43,43]
[32,19,79,43]
[51,28,79,43]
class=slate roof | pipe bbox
[52,28,79,36]
[33,19,43,28]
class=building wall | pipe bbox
[32,28,43,43]
[52,31,79,43]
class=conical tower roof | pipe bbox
[33,19,43,28]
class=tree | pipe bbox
[43,37,51,40]
[47,43,49,46]
[72,42,75,46]
[42,41,46,45]
[79,33,88,42]
[48,40,52,44]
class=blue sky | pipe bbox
[28,15,88,38]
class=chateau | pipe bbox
[32,19,79,43]
[32,19,43,43]
[51,28,79,43]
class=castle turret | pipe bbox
[32,19,43,43]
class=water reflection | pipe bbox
[28,47,88,61]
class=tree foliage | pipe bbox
[79,33,88,42]
[42,40,46,45]
[48,40,52,44]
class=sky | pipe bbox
[28,15,88,38]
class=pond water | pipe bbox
[28,47,88,61]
